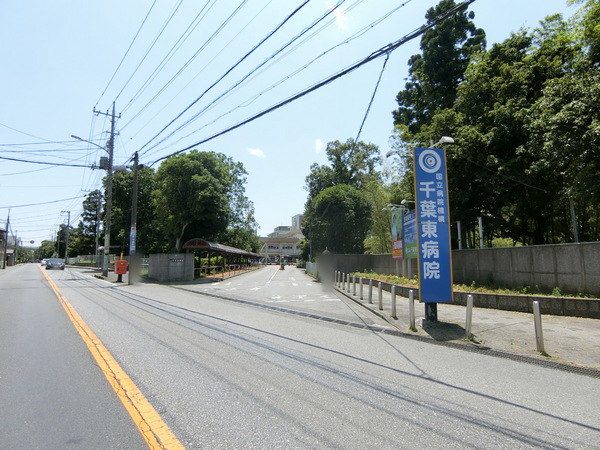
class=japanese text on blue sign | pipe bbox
[414,147,453,303]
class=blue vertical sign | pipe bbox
[414,147,453,303]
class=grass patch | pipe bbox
[350,271,591,298]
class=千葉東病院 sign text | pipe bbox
[413,147,453,303]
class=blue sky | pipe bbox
[0,0,576,248]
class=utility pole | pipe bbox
[94,102,119,277]
[2,213,9,269]
[61,210,71,260]
[129,151,139,285]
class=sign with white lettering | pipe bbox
[414,147,453,303]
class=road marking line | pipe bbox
[266,267,278,286]
[40,267,184,449]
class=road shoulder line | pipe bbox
[40,266,184,449]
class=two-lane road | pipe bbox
[2,263,599,449]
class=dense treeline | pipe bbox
[302,0,600,258]
[37,150,261,259]
[394,0,600,246]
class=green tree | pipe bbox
[363,181,392,254]
[153,150,254,252]
[304,138,381,203]
[110,165,158,255]
[306,184,371,255]
[69,189,102,256]
[303,138,380,256]
[393,0,485,135]
[35,240,55,260]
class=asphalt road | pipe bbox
[2,264,599,449]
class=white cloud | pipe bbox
[315,139,324,153]
[248,147,266,158]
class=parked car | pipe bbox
[46,258,65,270]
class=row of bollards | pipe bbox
[334,271,417,331]
[334,271,547,353]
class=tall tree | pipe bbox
[69,189,102,256]
[304,138,381,204]
[153,150,254,252]
[306,184,371,255]
[110,165,158,255]
[393,0,485,136]
[303,139,380,256]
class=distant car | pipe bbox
[46,258,65,270]
[40,259,47,266]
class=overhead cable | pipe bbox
[95,0,159,109]
[150,0,477,165]
[137,0,313,156]
[140,0,352,158]
[121,0,219,116]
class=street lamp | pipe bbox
[72,134,114,277]
[431,136,455,147]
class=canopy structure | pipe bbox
[183,238,261,279]
[182,238,261,259]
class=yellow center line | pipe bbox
[40,266,184,449]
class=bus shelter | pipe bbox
[182,238,261,278]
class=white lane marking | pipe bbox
[267,268,278,286]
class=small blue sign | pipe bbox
[414,147,453,303]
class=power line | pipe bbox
[150,0,477,165]
[112,0,186,104]
[94,0,159,108]
[0,155,93,168]
[137,0,312,157]
[141,0,352,159]
[0,195,86,209]
[120,0,220,117]
[140,0,412,160]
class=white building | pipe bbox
[259,216,305,263]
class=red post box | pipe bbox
[115,260,128,275]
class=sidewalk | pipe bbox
[335,281,600,372]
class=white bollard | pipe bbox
[409,289,416,331]
[378,282,383,311]
[465,294,474,339]
[533,301,546,354]
[391,285,397,319]
[352,276,356,296]
[359,277,364,300]
[368,279,373,304]
[346,273,351,293]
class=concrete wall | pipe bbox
[319,242,600,297]
[452,242,600,297]
[148,253,194,282]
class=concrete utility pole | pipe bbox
[129,151,139,285]
[61,210,70,260]
[94,102,119,277]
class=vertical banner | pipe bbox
[403,210,417,259]
[414,147,453,303]
[390,206,403,259]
